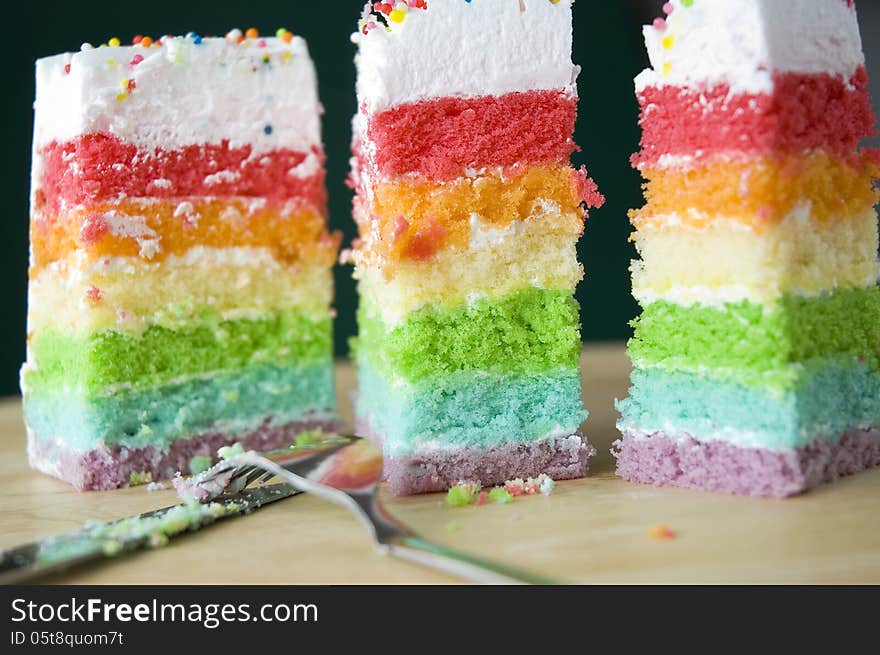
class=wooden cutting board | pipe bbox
[1,343,878,584]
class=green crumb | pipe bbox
[488,487,514,504]
[129,471,153,486]
[188,455,213,476]
[445,521,460,532]
[222,390,240,403]
[629,287,880,387]
[293,428,326,448]
[446,483,480,507]
[217,442,245,460]
[102,540,123,556]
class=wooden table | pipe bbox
[1,344,878,584]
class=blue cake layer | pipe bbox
[617,360,880,451]
[24,361,336,452]
[357,360,586,457]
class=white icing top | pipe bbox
[33,35,322,154]
[635,0,864,94]
[353,0,578,114]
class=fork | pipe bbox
[177,435,561,585]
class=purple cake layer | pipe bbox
[379,434,595,496]
[613,428,880,498]
[28,416,340,491]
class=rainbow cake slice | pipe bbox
[23,29,340,490]
[615,0,880,496]
[348,0,603,495]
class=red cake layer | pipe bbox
[37,133,327,214]
[364,89,578,182]
[634,67,876,168]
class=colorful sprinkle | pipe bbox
[140,36,153,48]
[108,37,121,47]
[245,27,259,39]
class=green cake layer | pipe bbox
[25,362,335,452]
[26,309,332,396]
[629,286,880,387]
[355,288,581,382]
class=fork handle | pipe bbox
[385,536,561,585]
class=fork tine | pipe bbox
[242,468,264,487]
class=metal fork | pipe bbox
[177,435,561,585]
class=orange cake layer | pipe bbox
[31,198,340,273]
[635,151,879,230]
[354,164,585,264]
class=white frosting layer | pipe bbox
[33,35,322,153]
[353,0,578,113]
[636,0,864,93]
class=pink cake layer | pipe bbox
[28,416,339,491]
[634,67,876,168]
[37,133,327,215]
[363,89,578,182]
[613,429,880,498]
[379,434,595,496]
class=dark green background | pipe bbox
[3,1,879,397]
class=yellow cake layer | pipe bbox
[634,151,879,230]
[631,206,879,306]
[28,247,333,337]
[354,212,583,325]
[354,164,583,265]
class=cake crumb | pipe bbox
[146,481,168,492]
[217,442,245,460]
[446,481,481,507]
[293,428,326,448]
[648,524,676,540]
[188,455,213,475]
[504,474,556,497]
[129,471,152,487]
[488,487,513,504]
[445,521,460,532]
